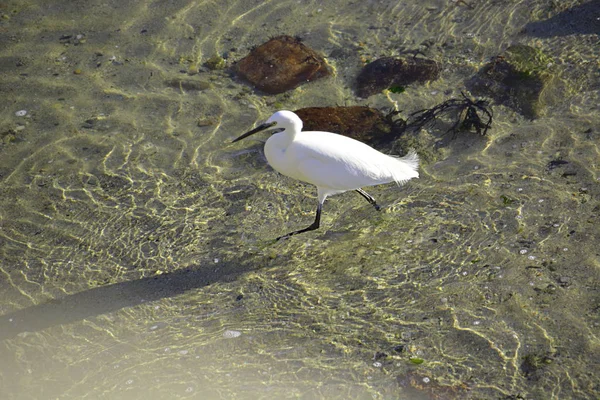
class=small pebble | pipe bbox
[393,345,405,353]
[15,110,27,117]
[223,330,241,339]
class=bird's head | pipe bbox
[232,110,302,143]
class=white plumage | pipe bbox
[233,110,419,239]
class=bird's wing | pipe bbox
[288,131,399,191]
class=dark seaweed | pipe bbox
[407,92,493,137]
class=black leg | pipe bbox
[355,188,381,211]
[276,202,322,241]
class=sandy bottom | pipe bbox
[0,0,598,398]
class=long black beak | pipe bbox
[232,121,277,143]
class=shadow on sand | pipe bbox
[0,259,257,341]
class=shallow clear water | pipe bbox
[0,0,598,398]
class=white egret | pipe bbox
[232,110,419,240]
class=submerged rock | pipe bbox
[520,352,554,380]
[204,54,226,70]
[234,35,330,94]
[466,44,553,119]
[165,78,211,91]
[294,106,406,148]
[356,57,440,97]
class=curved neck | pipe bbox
[269,127,297,151]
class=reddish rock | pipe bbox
[294,106,406,148]
[235,35,330,94]
[356,57,440,98]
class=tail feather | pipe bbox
[389,149,419,185]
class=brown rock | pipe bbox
[235,35,330,94]
[294,106,405,148]
[356,57,440,98]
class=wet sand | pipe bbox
[0,0,598,398]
